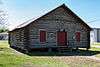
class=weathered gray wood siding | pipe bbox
[9,28,26,49]
[28,7,90,48]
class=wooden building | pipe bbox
[9,4,91,52]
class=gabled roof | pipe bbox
[10,4,91,32]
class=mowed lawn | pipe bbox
[0,41,100,67]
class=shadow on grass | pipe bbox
[28,50,100,56]
[11,47,100,56]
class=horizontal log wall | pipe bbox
[9,28,26,49]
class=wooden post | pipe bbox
[48,48,52,52]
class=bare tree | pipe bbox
[0,0,8,32]
[0,0,8,29]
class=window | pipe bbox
[76,32,81,42]
[40,30,46,42]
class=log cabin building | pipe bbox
[9,4,91,52]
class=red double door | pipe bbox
[57,31,67,46]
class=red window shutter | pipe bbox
[76,32,81,42]
[40,31,46,42]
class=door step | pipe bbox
[58,47,72,52]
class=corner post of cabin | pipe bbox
[87,30,90,50]
[8,31,11,45]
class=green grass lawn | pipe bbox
[91,43,100,46]
[0,41,100,67]
[0,41,68,67]
[90,43,100,58]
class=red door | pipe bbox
[76,32,81,42]
[40,31,46,42]
[57,32,67,46]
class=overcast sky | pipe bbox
[1,0,100,29]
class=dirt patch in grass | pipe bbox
[52,56,100,67]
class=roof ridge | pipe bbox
[9,4,91,32]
